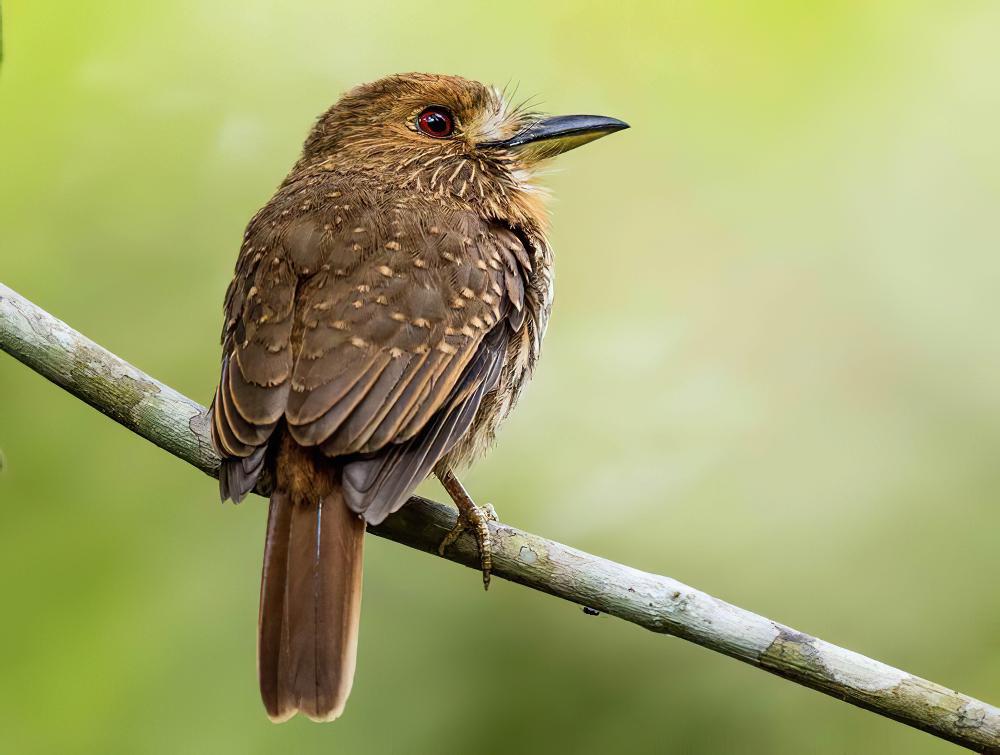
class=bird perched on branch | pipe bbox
[209,72,627,722]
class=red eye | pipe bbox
[416,107,454,138]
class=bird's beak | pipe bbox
[483,115,629,162]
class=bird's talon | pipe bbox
[435,470,502,589]
[437,502,496,589]
[437,521,464,555]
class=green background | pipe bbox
[2,1,999,752]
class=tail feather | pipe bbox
[259,491,293,721]
[259,484,365,722]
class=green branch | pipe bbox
[1,282,999,752]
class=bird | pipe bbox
[208,72,627,723]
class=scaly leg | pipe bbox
[435,468,497,590]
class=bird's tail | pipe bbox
[258,479,365,722]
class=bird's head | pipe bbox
[299,73,627,225]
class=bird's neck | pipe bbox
[289,153,551,241]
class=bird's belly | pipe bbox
[440,312,541,471]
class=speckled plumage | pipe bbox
[212,75,552,513]
[208,73,623,723]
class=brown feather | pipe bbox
[220,359,278,446]
[210,387,251,458]
[227,351,291,426]
[260,437,365,722]
[286,351,383,426]
[208,73,565,723]
[342,323,508,523]
[287,354,392,447]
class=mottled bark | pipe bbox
[1,282,998,752]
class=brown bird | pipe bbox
[209,72,627,722]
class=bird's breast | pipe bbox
[442,237,554,470]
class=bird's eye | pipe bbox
[416,107,455,138]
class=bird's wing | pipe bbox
[211,188,531,517]
[210,205,297,502]
[339,317,509,524]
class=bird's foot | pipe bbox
[435,468,498,590]
[438,501,497,589]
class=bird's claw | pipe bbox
[438,502,498,590]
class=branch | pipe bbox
[2,282,998,753]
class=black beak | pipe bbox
[483,114,629,160]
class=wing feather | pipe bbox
[342,325,508,523]
[210,186,534,510]
[287,353,393,447]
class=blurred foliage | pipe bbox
[2,1,999,753]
